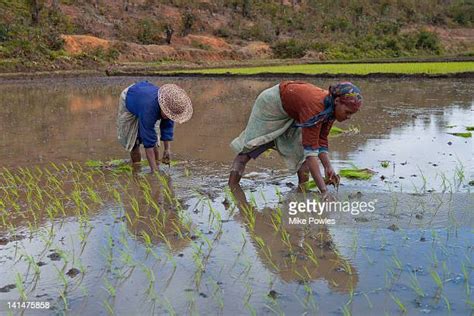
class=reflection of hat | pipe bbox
[158,84,193,123]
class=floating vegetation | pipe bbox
[380,161,390,168]
[466,126,474,131]
[340,168,376,180]
[330,126,345,135]
[329,125,359,137]
[447,132,472,138]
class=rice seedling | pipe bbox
[409,272,425,297]
[442,295,452,314]
[244,283,256,316]
[380,160,390,168]
[447,132,472,138]
[15,272,27,301]
[362,292,373,309]
[339,168,375,180]
[164,61,474,75]
[430,270,444,290]
[390,294,407,314]
[103,299,115,315]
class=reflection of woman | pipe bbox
[123,175,190,253]
[117,82,193,173]
[231,186,358,292]
[229,81,362,195]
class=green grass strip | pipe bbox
[165,62,474,75]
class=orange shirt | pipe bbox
[279,81,334,150]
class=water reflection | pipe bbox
[230,185,358,292]
[0,77,472,191]
[122,173,191,253]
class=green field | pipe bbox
[165,62,474,76]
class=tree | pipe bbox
[242,0,251,17]
[27,0,44,25]
[165,24,174,44]
[181,10,194,36]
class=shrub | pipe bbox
[43,28,64,50]
[213,27,231,38]
[137,19,162,45]
[239,19,275,42]
[415,30,441,53]
[449,3,474,26]
[271,39,308,58]
[181,10,195,36]
[323,17,350,32]
[374,21,400,36]
[0,24,10,42]
[191,40,211,50]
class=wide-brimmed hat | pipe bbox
[158,84,193,123]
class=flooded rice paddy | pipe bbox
[0,77,472,315]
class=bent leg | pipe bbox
[153,145,160,166]
[130,143,141,164]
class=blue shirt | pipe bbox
[125,81,174,148]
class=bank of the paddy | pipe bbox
[2,58,474,80]
[106,61,474,78]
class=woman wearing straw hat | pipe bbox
[228,81,362,196]
[117,81,193,173]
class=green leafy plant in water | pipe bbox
[307,163,376,183]
[447,132,472,138]
[465,126,474,131]
[330,126,345,135]
[340,168,375,180]
[390,294,407,314]
[431,270,444,290]
[329,125,360,137]
[380,160,390,168]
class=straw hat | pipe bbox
[158,84,193,123]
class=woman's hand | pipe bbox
[325,166,336,180]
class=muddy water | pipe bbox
[0,77,472,315]
[0,77,472,191]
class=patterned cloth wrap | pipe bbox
[116,85,163,152]
[230,84,306,174]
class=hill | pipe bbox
[0,0,473,72]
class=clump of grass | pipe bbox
[465,126,474,131]
[85,159,132,173]
[380,161,390,168]
[447,132,472,138]
[330,126,345,135]
[329,125,359,137]
[340,168,375,180]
